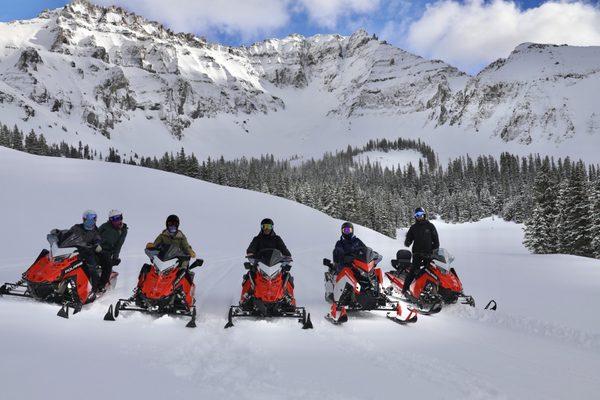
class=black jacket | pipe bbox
[99,222,128,258]
[333,235,366,264]
[404,220,439,255]
[246,231,291,257]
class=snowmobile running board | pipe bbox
[326,303,418,325]
[104,298,197,328]
[224,305,313,329]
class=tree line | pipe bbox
[1,123,598,259]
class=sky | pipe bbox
[1,0,600,73]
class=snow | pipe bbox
[353,149,426,170]
[1,148,599,399]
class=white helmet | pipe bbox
[82,209,97,220]
[108,209,123,219]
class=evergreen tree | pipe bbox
[524,159,558,253]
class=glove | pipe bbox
[95,245,102,253]
[189,250,196,258]
[113,258,121,266]
[50,229,59,235]
[146,242,155,249]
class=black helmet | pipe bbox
[261,218,274,226]
[341,221,354,238]
[166,214,180,229]
[414,207,426,219]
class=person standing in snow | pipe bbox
[146,214,196,268]
[97,210,128,290]
[50,210,102,293]
[402,207,440,296]
[246,218,291,257]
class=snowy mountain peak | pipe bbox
[0,1,598,158]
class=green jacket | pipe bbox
[152,230,194,256]
[99,222,128,257]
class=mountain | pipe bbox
[1,146,599,399]
[0,0,598,162]
[432,43,600,145]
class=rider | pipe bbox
[332,222,366,271]
[50,210,102,292]
[97,210,128,290]
[402,207,440,296]
[246,218,291,257]
[146,214,196,268]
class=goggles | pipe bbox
[415,211,425,218]
[342,226,353,235]
[262,224,273,230]
[84,214,97,221]
[109,215,123,222]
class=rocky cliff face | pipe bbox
[0,0,597,150]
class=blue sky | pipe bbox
[1,1,599,73]
[0,1,550,42]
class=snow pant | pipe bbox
[402,255,430,293]
[79,250,100,291]
[96,253,114,289]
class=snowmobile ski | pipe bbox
[224,304,313,329]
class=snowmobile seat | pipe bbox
[392,250,412,270]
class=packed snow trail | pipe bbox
[1,147,599,399]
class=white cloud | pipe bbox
[297,0,380,28]
[404,0,600,73]
[93,0,381,40]
[94,0,292,40]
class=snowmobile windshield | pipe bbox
[55,230,93,249]
[155,245,190,262]
[432,248,454,266]
[252,248,290,279]
[254,249,287,267]
[352,247,378,264]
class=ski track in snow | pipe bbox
[0,147,599,399]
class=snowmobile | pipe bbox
[224,248,313,329]
[103,244,203,328]
[323,247,417,325]
[0,231,117,318]
[385,248,474,315]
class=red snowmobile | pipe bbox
[224,248,313,329]
[385,248,475,314]
[104,244,203,328]
[0,231,117,318]
[323,247,417,325]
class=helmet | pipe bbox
[341,222,354,238]
[166,214,179,233]
[261,218,274,226]
[261,218,274,232]
[82,209,97,231]
[109,209,123,227]
[414,207,426,219]
[82,210,97,220]
[108,209,123,219]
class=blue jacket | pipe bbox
[333,235,366,265]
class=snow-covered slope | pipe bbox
[435,43,600,145]
[1,148,599,399]
[1,1,599,163]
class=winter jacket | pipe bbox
[56,224,101,248]
[152,230,195,257]
[246,230,291,257]
[333,235,366,265]
[99,222,128,258]
[404,220,439,255]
